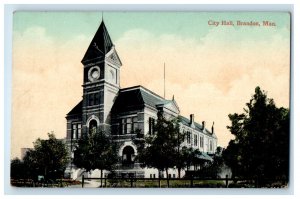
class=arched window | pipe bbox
[109,69,117,84]
[110,70,114,79]
[89,119,97,135]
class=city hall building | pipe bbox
[65,20,218,179]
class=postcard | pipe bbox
[10,11,290,189]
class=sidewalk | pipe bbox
[68,179,101,188]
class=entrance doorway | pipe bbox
[122,146,135,166]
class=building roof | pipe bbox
[179,115,217,138]
[81,21,114,64]
[140,87,165,108]
[67,86,216,138]
[112,85,216,138]
[196,152,213,162]
[66,100,82,117]
[111,85,165,113]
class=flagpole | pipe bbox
[164,63,166,99]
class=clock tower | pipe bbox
[81,20,122,135]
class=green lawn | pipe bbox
[102,179,226,188]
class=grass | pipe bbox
[11,179,81,187]
[99,179,226,188]
[12,178,287,188]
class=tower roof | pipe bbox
[81,21,114,64]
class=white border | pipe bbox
[2,2,298,198]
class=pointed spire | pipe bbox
[211,121,214,134]
[81,20,113,64]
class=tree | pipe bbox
[175,146,189,178]
[181,147,201,172]
[32,133,70,180]
[204,146,225,178]
[180,147,215,178]
[73,129,118,186]
[11,158,26,179]
[12,133,70,181]
[138,115,184,186]
[223,86,289,182]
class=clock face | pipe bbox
[88,66,100,82]
[91,69,100,79]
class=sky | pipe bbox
[11,12,290,159]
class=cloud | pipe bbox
[12,26,90,158]
[116,27,290,147]
[11,24,290,158]
[116,27,289,93]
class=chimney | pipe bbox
[190,114,194,125]
[202,121,206,130]
[211,121,214,134]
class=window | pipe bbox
[72,124,77,139]
[173,174,176,178]
[94,93,100,105]
[78,124,82,138]
[209,140,213,152]
[88,94,94,106]
[200,136,204,148]
[121,116,138,134]
[149,117,155,135]
[153,174,156,179]
[110,70,114,81]
[89,120,97,134]
[194,134,198,146]
[122,119,126,134]
[109,69,117,84]
[133,117,138,132]
[126,118,132,133]
[187,131,191,144]
[72,123,82,139]
[150,174,152,179]
[88,92,101,106]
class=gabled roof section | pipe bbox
[66,100,82,117]
[156,99,180,114]
[105,46,122,66]
[81,21,114,64]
